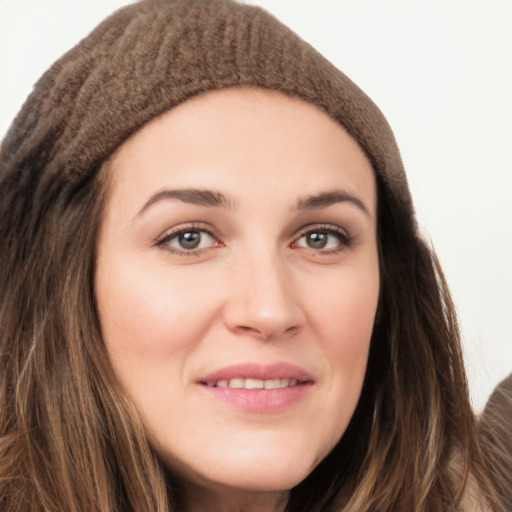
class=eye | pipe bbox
[156,224,220,254]
[293,226,352,252]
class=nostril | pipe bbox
[235,325,271,340]
[284,325,301,335]
[233,323,301,341]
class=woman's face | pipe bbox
[95,88,379,503]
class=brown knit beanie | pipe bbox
[0,0,413,223]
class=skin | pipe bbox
[95,87,379,512]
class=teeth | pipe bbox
[264,378,281,389]
[229,378,244,388]
[245,378,264,389]
[212,378,300,389]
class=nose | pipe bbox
[223,252,305,341]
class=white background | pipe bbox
[1,0,510,411]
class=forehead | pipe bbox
[104,87,376,216]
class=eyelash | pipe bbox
[292,224,354,254]
[154,222,221,256]
[154,223,354,256]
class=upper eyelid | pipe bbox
[152,220,353,249]
[291,224,355,252]
[153,222,218,245]
[293,223,350,239]
[154,222,350,240]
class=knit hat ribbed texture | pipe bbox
[0,0,413,219]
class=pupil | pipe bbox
[307,232,327,248]
[179,231,201,249]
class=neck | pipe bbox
[181,484,289,512]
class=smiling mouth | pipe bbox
[198,364,314,411]
[203,378,305,389]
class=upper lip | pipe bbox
[198,362,314,385]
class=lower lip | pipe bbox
[200,383,313,412]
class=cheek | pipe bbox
[101,251,200,329]
[309,263,379,432]
[94,258,221,439]
[313,260,379,354]
[95,255,216,384]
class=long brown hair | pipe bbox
[287,177,504,511]
[0,0,506,510]
[0,169,170,511]
[0,154,504,512]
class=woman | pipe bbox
[0,0,505,510]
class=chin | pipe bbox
[161,435,331,496]
[185,465,311,496]
[214,462,312,493]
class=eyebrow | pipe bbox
[136,187,371,218]
[297,190,371,217]
[137,188,237,216]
